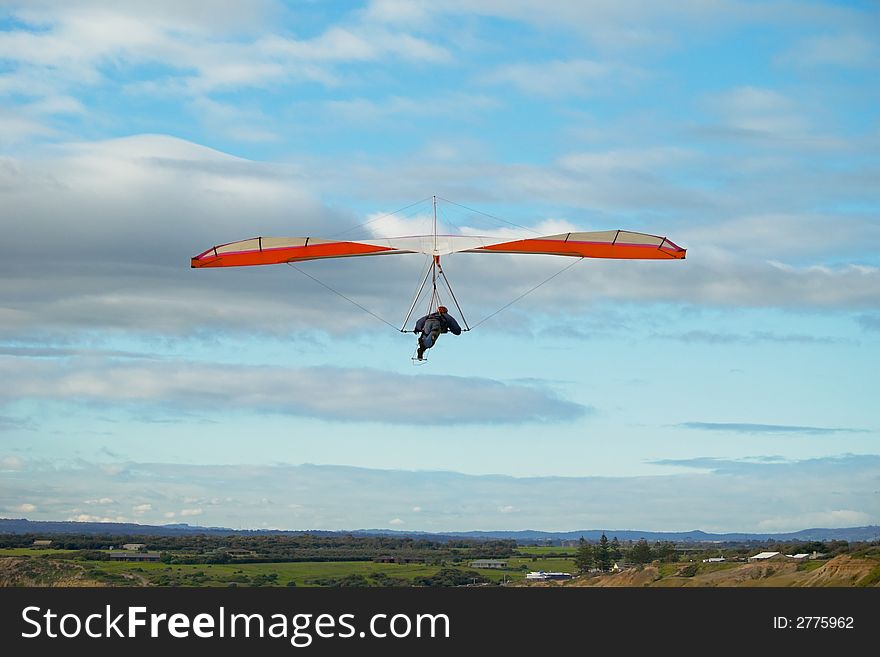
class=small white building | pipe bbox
[702,557,725,563]
[786,553,809,560]
[543,572,573,580]
[748,551,780,561]
[526,571,548,580]
[122,543,146,551]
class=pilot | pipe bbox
[413,305,462,360]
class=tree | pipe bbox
[610,537,622,561]
[595,534,612,572]
[653,541,676,562]
[575,537,594,574]
[630,538,653,565]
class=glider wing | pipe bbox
[462,230,686,260]
[191,230,685,268]
[190,236,414,268]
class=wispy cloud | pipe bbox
[653,330,845,345]
[857,315,880,332]
[0,455,25,471]
[0,416,35,432]
[676,422,868,435]
[0,3,451,107]
[0,355,587,425]
[84,497,114,505]
[486,59,614,97]
[777,32,878,68]
[322,93,498,124]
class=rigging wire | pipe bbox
[469,257,585,330]
[399,256,435,332]
[436,196,543,236]
[286,262,401,332]
[288,197,586,338]
[328,197,432,239]
[437,263,470,331]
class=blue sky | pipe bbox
[0,0,878,532]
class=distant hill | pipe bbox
[419,527,880,542]
[1,518,878,542]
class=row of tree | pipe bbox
[575,535,679,572]
[2,533,518,563]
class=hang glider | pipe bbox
[191,230,686,268]
[192,196,687,351]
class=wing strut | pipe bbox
[399,196,473,333]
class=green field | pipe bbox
[0,549,578,586]
[91,557,577,586]
[95,560,443,587]
[0,548,79,557]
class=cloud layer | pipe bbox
[0,354,585,425]
[1,454,876,532]
[677,422,868,436]
[1,133,878,344]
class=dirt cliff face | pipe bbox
[798,555,880,587]
[525,555,880,588]
[0,557,105,587]
[577,566,662,587]
[666,560,802,587]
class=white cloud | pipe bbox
[412,506,422,512]
[0,110,56,145]
[777,32,877,68]
[12,503,36,513]
[133,503,152,513]
[67,513,129,523]
[180,508,204,517]
[187,97,280,143]
[84,497,114,505]
[388,517,404,525]
[364,211,436,238]
[558,147,694,173]
[164,511,176,518]
[682,213,880,260]
[487,59,613,97]
[2,133,877,349]
[0,3,451,106]
[0,356,585,425]
[704,86,811,135]
[261,28,449,65]
[1,456,24,471]
[323,93,497,125]
[757,510,874,533]
[6,455,878,532]
[25,95,86,115]
[362,0,433,27]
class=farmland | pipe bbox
[2,532,878,587]
[0,549,572,586]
